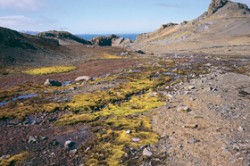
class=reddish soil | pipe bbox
[0,59,137,89]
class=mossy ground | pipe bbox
[23,65,76,75]
[55,71,169,165]
[1,58,213,165]
[0,152,30,166]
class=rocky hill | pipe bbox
[37,30,92,45]
[0,28,126,69]
[134,0,250,56]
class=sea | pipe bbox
[77,34,138,41]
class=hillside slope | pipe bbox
[134,0,250,56]
[0,28,127,69]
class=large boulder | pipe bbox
[91,34,119,46]
[44,79,62,86]
[75,76,92,82]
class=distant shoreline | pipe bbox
[77,34,138,41]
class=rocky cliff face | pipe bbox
[207,0,228,15]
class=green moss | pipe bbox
[0,152,30,166]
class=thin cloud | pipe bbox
[0,0,46,10]
[154,2,183,8]
[235,0,250,5]
[0,15,58,31]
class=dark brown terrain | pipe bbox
[0,0,250,166]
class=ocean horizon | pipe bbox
[77,34,139,41]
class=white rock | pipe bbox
[149,92,158,97]
[28,136,37,143]
[125,130,131,134]
[177,106,191,112]
[69,149,78,155]
[165,93,173,99]
[75,76,92,82]
[132,138,140,142]
[185,86,195,90]
[143,148,153,157]
[238,126,244,132]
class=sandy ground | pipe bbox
[151,68,250,166]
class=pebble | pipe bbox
[0,155,10,160]
[238,126,244,132]
[132,138,141,142]
[125,130,132,134]
[28,136,37,143]
[188,138,200,144]
[185,86,195,90]
[149,92,158,97]
[143,148,153,157]
[69,149,78,155]
[177,106,191,112]
[183,124,199,129]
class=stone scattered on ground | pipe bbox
[44,79,62,86]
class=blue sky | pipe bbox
[0,0,249,34]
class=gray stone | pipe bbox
[188,138,200,144]
[69,149,78,155]
[177,106,191,112]
[185,86,195,90]
[28,136,37,143]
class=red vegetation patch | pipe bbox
[0,59,137,89]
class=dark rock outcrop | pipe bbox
[38,30,92,45]
[208,0,228,15]
[91,34,119,46]
[160,23,178,29]
[91,34,132,47]
[207,0,250,16]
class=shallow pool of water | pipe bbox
[0,94,38,107]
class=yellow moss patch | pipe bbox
[57,93,165,125]
[0,102,63,120]
[58,93,162,164]
[97,93,165,117]
[68,76,170,113]
[0,152,30,166]
[23,65,76,75]
[56,113,97,125]
[101,54,126,59]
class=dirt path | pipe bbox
[151,69,250,166]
